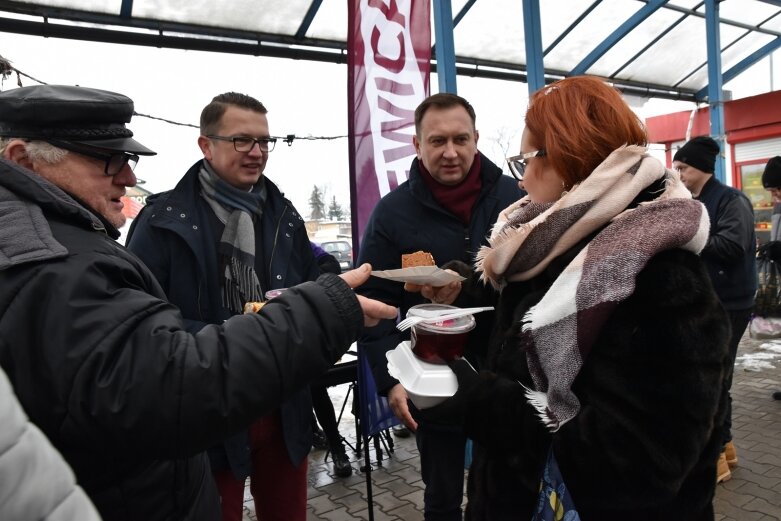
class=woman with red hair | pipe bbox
[414,76,730,520]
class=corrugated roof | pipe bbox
[1,0,780,101]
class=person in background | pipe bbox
[126,92,365,520]
[356,92,522,521]
[0,84,395,521]
[674,136,757,483]
[413,76,730,520]
[760,156,781,402]
[0,365,102,521]
[309,241,353,478]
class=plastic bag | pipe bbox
[755,254,781,318]
[749,315,781,339]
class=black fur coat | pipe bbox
[451,247,730,521]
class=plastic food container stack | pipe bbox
[386,341,458,409]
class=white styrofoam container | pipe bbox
[386,341,458,409]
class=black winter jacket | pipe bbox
[696,175,757,310]
[451,244,730,521]
[355,153,522,392]
[126,160,318,475]
[0,158,363,521]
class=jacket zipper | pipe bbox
[266,205,288,293]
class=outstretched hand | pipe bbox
[340,263,398,326]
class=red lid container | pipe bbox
[407,304,476,364]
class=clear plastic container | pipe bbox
[407,304,476,364]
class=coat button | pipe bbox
[288,222,294,227]
[276,274,282,280]
[166,206,172,211]
[192,225,198,230]
[285,232,291,238]
[180,213,186,218]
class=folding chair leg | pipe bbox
[362,431,375,521]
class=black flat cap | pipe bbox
[0,85,155,155]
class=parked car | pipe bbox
[320,240,353,270]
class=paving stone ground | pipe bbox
[241,330,781,521]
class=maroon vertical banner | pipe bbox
[348,0,431,253]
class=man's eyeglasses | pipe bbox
[50,140,139,176]
[207,135,277,153]
[506,150,546,181]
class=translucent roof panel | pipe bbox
[133,0,311,36]
[4,0,781,101]
[450,0,526,64]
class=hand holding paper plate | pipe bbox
[370,266,465,286]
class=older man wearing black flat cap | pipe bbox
[673,135,757,484]
[0,85,396,521]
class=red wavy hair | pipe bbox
[524,76,647,190]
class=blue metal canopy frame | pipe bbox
[3,0,781,107]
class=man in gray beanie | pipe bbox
[673,135,757,483]
[0,84,396,521]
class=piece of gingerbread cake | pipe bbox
[401,251,436,268]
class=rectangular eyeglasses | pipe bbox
[50,140,139,176]
[207,135,277,153]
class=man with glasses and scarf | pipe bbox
[128,92,320,521]
[0,85,395,521]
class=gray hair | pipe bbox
[0,138,68,164]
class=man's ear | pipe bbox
[3,140,34,169]
[197,135,213,161]
[413,134,422,160]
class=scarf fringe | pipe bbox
[520,382,561,432]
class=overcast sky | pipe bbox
[2,31,776,225]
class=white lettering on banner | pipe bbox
[361,0,426,197]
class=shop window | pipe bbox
[739,161,772,245]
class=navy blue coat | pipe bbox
[127,160,318,475]
[355,153,523,393]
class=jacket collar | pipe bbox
[0,158,118,268]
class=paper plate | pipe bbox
[371,266,465,285]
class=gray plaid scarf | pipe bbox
[476,146,710,431]
[199,162,267,314]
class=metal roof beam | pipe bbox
[653,0,781,37]
[757,0,781,7]
[433,0,457,93]
[571,0,668,76]
[523,0,545,93]
[543,0,602,57]
[705,0,726,183]
[119,0,133,19]
[453,0,477,27]
[697,36,781,99]
[295,0,324,40]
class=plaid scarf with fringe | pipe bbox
[199,162,267,314]
[475,145,710,431]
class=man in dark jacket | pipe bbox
[760,156,781,401]
[0,84,395,521]
[356,92,523,521]
[126,92,316,521]
[674,136,758,483]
